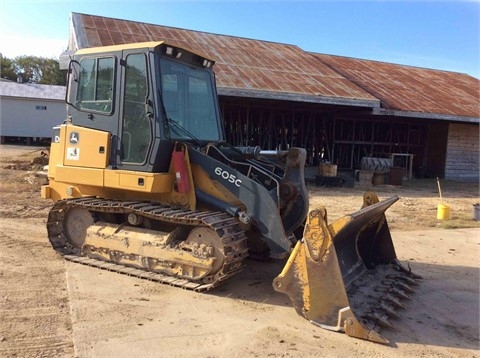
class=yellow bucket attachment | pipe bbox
[273,192,421,344]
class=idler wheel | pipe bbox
[185,227,225,274]
[63,206,94,249]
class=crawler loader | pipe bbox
[42,41,420,343]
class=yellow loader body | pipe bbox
[41,41,420,345]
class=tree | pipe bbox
[0,54,17,81]
[14,55,66,85]
[0,55,66,85]
[37,58,66,85]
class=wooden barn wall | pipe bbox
[220,100,428,171]
[330,114,427,172]
[220,102,330,166]
[444,123,479,181]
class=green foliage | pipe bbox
[0,54,66,85]
[0,54,17,81]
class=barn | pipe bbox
[64,13,479,182]
[0,79,66,144]
[7,12,478,181]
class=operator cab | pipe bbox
[63,41,223,172]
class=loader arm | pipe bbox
[188,145,309,257]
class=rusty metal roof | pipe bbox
[70,13,379,108]
[69,13,479,120]
[313,54,479,120]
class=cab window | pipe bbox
[160,58,220,141]
[121,53,151,164]
[76,57,114,114]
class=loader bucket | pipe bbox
[273,192,421,344]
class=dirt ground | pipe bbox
[0,144,478,358]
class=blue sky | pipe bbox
[1,1,479,78]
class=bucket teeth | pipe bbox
[363,313,395,329]
[382,279,415,293]
[374,284,409,301]
[401,276,420,286]
[384,295,406,309]
[396,282,414,293]
[391,287,410,300]
[386,274,419,286]
[379,304,400,319]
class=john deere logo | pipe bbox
[69,132,79,144]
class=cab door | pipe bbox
[118,51,153,168]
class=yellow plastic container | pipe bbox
[437,204,451,220]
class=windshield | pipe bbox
[160,58,221,142]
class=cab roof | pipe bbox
[75,41,215,65]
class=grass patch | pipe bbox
[437,212,480,229]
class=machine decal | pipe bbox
[69,132,79,144]
[214,167,242,187]
[66,147,80,160]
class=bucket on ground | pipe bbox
[437,204,451,220]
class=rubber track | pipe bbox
[47,197,249,292]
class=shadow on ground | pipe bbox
[212,257,480,350]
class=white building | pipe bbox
[0,79,66,144]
